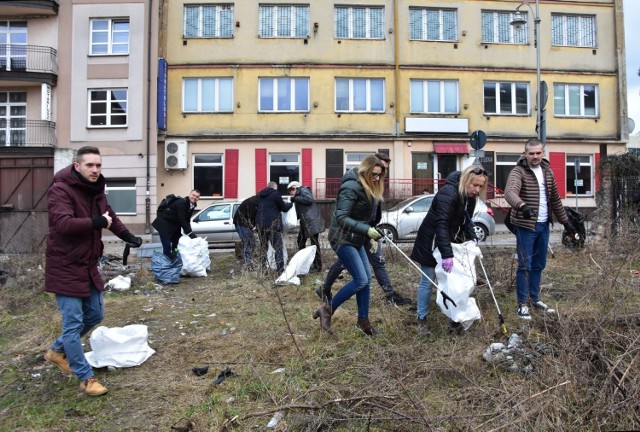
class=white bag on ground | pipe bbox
[267,240,288,270]
[281,207,297,233]
[85,325,155,368]
[433,241,482,330]
[276,245,316,285]
[106,275,131,291]
[178,236,211,277]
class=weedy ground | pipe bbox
[0,229,639,431]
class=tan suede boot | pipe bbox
[312,304,333,334]
[357,318,380,336]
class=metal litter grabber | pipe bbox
[477,255,508,335]
[380,233,457,310]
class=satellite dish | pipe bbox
[628,117,636,134]
[470,130,487,150]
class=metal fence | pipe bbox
[0,44,58,74]
[0,120,57,147]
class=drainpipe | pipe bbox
[393,0,400,136]
[144,0,153,234]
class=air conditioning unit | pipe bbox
[164,141,188,169]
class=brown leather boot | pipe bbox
[357,318,379,336]
[312,304,334,334]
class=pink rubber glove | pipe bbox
[442,258,454,273]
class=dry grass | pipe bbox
[1,231,639,431]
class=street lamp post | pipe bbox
[511,1,543,145]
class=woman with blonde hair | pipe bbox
[314,155,386,335]
[410,165,488,336]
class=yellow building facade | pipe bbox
[158,0,628,210]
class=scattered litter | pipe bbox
[192,366,209,376]
[226,397,235,403]
[267,411,284,428]
[207,313,217,317]
[142,307,154,312]
[106,275,131,291]
[270,368,286,374]
[214,367,235,385]
[30,373,41,378]
[482,333,554,374]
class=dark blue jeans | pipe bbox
[324,240,393,296]
[50,283,103,381]
[235,225,255,267]
[515,222,550,305]
[330,244,371,318]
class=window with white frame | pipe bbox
[345,152,374,173]
[90,18,129,55]
[0,91,26,146]
[270,153,300,194]
[553,83,597,117]
[551,14,596,48]
[194,154,223,197]
[481,10,528,44]
[259,4,309,38]
[335,78,385,112]
[495,154,520,191]
[183,77,233,113]
[184,4,234,38]
[410,79,458,114]
[335,6,384,40]
[566,154,592,196]
[0,21,27,70]
[88,89,128,127]
[483,81,529,115]
[259,77,309,112]
[409,7,457,41]
[106,179,136,214]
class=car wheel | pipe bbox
[377,225,398,243]
[473,223,488,242]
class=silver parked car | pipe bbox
[190,201,243,245]
[377,194,495,242]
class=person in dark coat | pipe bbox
[313,155,386,336]
[256,181,293,273]
[410,165,486,337]
[152,189,200,257]
[44,146,142,396]
[233,194,259,269]
[287,181,325,273]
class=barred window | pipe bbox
[551,14,596,47]
[482,10,527,44]
[483,81,529,115]
[184,4,234,38]
[335,6,384,40]
[259,5,309,38]
[409,8,457,41]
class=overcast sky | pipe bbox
[624,0,639,135]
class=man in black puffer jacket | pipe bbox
[256,182,293,273]
[152,189,200,257]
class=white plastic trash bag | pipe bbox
[85,325,155,368]
[433,241,482,330]
[281,206,298,233]
[106,275,131,291]
[276,245,316,285]
[178,236,211,277]
[267,240,288,270]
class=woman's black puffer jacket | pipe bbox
[328,168,379,248]
[410,171,477,267]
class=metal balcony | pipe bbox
[0,1,59,16]
[0,120,56,148]
[0,45,58,85]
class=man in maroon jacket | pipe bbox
[44,146,142,396]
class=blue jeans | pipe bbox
[235,225,255,267]
[50,284,104,381]
[417,265,436,320]
[324,240,393,297]
[330,244,371,318]
[515,222,550,304]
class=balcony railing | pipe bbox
[0,44,58,75]
[0,120,56,147]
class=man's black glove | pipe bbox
[122,232,143,247]
[189,232,197,239]
[563,221,577,236]
[521,204,533,220]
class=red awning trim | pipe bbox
[433,143,469,154]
